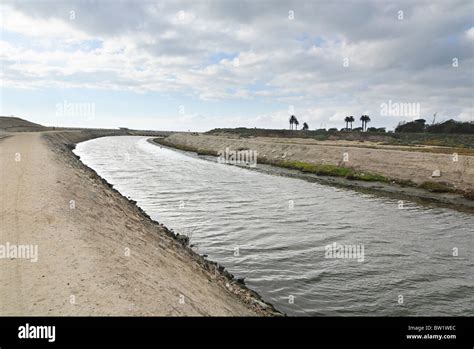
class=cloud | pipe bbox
[1,0,472,129]
[466,27,474,40]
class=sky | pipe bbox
[0,0,473,131]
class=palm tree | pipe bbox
[360,115,371,131]
[365,116,371,130]
[289,115,296,130]
[302,122,309,130]
[348,116,355,129]
[294,118,299,130]
[360,115,366,131]
[344,116,351,129]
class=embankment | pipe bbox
[154,133,474,210]
[0,130,280,316]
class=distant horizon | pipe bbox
[2,112,472,134]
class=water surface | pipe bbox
[75,136,474,316]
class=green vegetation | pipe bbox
[289,115,300,130]
[418,181,456,193]
[209,113,474,150]
[154,138,388,182]
[206,128,474,150]
[396,119,474,134]
[346,172,389,182]
[153,137,473,200]
[395,119,426,133]
[196,149,218,156]
[344,116,355,130]
[392,179,418,187]
[261,159,391,182]
[360,115,371,131]
[275,160,354,177]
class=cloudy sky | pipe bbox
[0,0,472,131]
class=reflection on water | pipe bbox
[75,136,474,316]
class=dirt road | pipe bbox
[0,133,269,316]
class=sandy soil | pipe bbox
[165,133,474,191]
[0,132,277,316]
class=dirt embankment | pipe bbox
[0,131,280,316]
[0,116,49,132]
[159,133,474,207]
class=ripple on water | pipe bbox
[75,136,474,316]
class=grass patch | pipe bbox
[274,160,391,182]
[392,178,418,187]
[418,181,456,193]
[154,138,472,198]
[276,160,353,177]
[196,149,218,156]
[346,172,390,182]
[154,140,390,184]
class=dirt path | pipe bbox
[0,133,267,316]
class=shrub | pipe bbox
[418,181,455,193]
[395,119,426,133]
[426,119,474,134]
[277,160,353,177]
[347,172,389,182]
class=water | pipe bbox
[74,136,474,316]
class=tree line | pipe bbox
[395,118,474,134]
[289,114,372,132]
[289,115,308,130]
[289,114,473,134]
